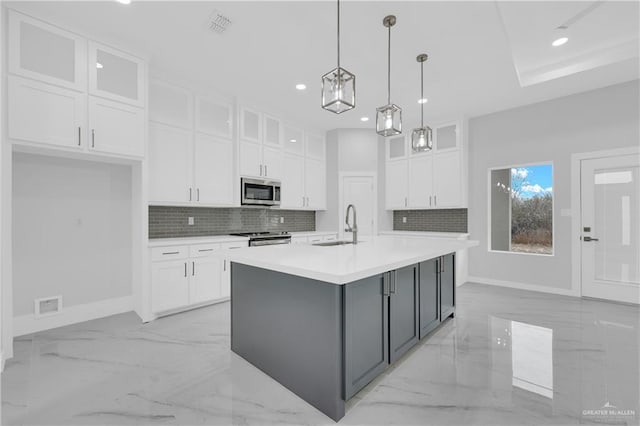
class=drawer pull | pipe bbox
[162,251,180,255]
[229,246,242,249]
[198,248,214,252]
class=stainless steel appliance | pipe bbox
[241,177,281,207]
[230,232,291,247]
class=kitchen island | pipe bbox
[227,236,478,421]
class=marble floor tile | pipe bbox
[2,283,639,425]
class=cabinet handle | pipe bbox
[78,127,81,146]
[405,197,407,207]
[429,195,432,207]
[91,129,95,148]
[306,196,309,207]
[198,248,214,252]
[383,273,390,296]
[435,259,439,274]
[189,188,192,202]
[390,270,397,294]
[260,164,263,176]
[184,262,187,277]
[192,261,195,276]
[434,195,437,207]
[224,260,226,271]
[197,188,200,202]
[162,251,179,255]
[302,196,305,207]
[264,165,268,176]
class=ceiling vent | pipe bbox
[208,10,232,35]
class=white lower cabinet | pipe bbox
[151,241,246,315]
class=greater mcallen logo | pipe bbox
[582,401,636,422]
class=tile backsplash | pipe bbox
[393,209,468,233]
[149,206,316,239]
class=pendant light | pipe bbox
[376,15,401,136]
[321,0,355,114]
[411,53,433,152]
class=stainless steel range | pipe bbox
[230,231,291,247]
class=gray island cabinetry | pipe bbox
[228,237,475,421]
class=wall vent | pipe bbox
[34,296,63,318]
[208,10,232,35]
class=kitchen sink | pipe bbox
[312,240,355,247]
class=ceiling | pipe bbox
[7,1,639,133]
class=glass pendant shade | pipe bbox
[322,67,355,114]
[376,103,402,136]
[411,126,433,152]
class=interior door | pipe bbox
[581,154,640,304]
[342,175,375,237]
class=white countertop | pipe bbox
[289,231,338,237]
[378,231,470,240]
[148,235,249,247]
[226,235,478,285]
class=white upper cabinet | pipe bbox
[385,159,409,209]
[239,107,261,143]
[434,122,460,152]
[88,97,145,157]
[149,80,193,129]
[239,141,262,178]
[262,146,283,180]
[305,158,326,210]
[8,76,85,149]
[263,115,282,148]
[305,132,326,161]
[283,125,304,156]
[9,10,87,91]
[148,122,193,204]
[433,151,462,208]
[386,135,407,161]
[196,96,233,139]
[408,155,434,209]
[281,153,305,209]
[194,134,234,206]
[89,41,145,107]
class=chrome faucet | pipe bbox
[345,204,358,245]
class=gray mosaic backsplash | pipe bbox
[149,206,316,239]
[393,209,468,233]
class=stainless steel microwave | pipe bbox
[241,177,281,206]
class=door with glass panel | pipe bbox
[581,154,640,304]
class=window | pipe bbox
[490,164,553,255]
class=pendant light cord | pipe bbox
[420,61,424,127]
[337,0,340,69]
[387,24,391,105]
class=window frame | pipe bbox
[487,161,555,257]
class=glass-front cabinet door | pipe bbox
[434,122,459,152]
[283,125,304,156]
[9,10,87,91]
[89,41,145,107]
[386,135,407,160]
[196,96,233,139]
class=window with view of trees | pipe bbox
[490,164,553,255]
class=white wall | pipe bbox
[316,128,391,233]
[12,153,133,317]
[468,80,639,293]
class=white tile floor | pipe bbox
[2,283,639,425]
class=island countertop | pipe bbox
[226,235,478,284]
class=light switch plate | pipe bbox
[560,209,572,217]
[188,217,194,225]
[402,217,407,223]
[280,217,284,223]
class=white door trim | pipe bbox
[570,146,640,297]
[338,172,378,240]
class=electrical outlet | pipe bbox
[280,217,284,224]
[188,217,195,226]
[402,217,407,223]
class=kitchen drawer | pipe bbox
[151,246,189,261]
[323,235,338,242]
[308,236,324,244]
[291,236,308,245]
[220,241,248,250]
[189,243,221,258]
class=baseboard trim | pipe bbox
[13,295,134,337]
[466,276,579,297]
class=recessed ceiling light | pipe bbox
[116,0,131,4]
[552,37,568,47]
[96,62,103,69]
[418,98,428,104]
[290,139,297,143]
[360,117,369,122]
[295,84,307,91]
